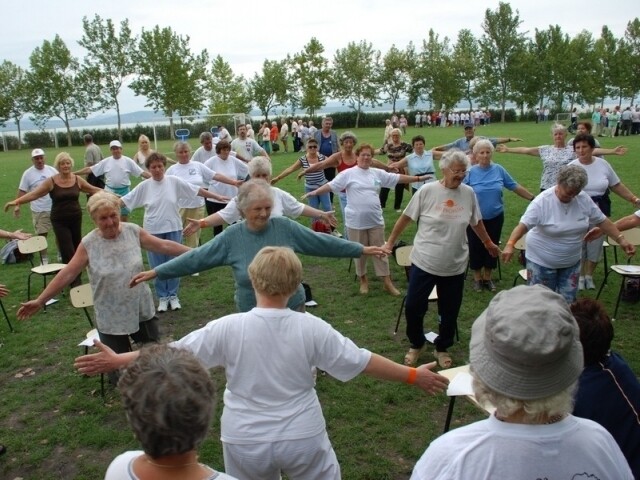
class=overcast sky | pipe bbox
[1,0,636,114]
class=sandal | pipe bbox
[434,350,453,369]
[404,347,423,366]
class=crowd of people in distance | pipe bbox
[1,114,638,478]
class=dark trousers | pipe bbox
[621,120,632,136]
[405,265,465,352]
[52,214,83,286]
[467,213,503,271]
[205,201,227,236]
[379,184,405,210]
[324,166,336,204]
[98,317,160,384]
[87,172,105,190]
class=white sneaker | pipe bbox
[578,276,585,290]
[169,296,181,311]
[585,276,596,290]
[157,298,169,313]
[191,272,200,277]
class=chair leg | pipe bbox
[595,270,610,299]
[83,308,94,328]
[612,278,626,321]
[394,296,407,335]
[0,299,13,332]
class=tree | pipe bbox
[130,26,209,137]
[622,18,640,105]
[26,35,94,146]
[0,61,29,145]
[78,15,137,140]
[249,59,289,120]
[331,40,381,127]
[376,44,412,114]
[452,30,479,110]
[478,2,527,121]
[409,31,460,111]
[291,38,329,116]
[207,55,251,115]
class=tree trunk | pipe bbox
[167,110,175,140]
[115,99,122,142]
[355,109,360,128]
[15,118,22,149]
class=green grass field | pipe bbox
[0,122,638,479]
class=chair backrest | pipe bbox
[395,245,413,267]
[514,235,526,250]
[70,284,94,308]
[17,236,47,255]
[608,227,640,247]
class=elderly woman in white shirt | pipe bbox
[305,143,427,296]
[502,164,634,304]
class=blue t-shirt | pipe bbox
[444,136,498,153]
[463,163,517,219]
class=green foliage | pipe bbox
[478,2,527,121]
[331,40,381,127]
[130,26,209,136]
[25,35,93,147]
[376,44,413,114]
[249,59,289,119]
[78,15,138,139]
[207,55,251,115]
[452,30,480,110]
[291,37,329,116]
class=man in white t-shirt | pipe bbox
[15,148,58,264]
[75,140,150,222]
[216,125,231,143]
[191,132,215,164]
[230,124,268,162]
[280,118,290,152]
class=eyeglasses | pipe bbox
[446,167,467,175]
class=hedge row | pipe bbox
[2,107,570,151]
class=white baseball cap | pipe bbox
[31,148,45,157]
[109,140,123,149]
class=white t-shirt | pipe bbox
[411,415,633,480]
[121,176,199,234]
[191,146,215,164]
[105,450,237,480]
[217,128,231,142]
[91,156,144,189]
[18,165,58,212]
[280,123,289,138]
[203,156,248,203]
[165,161,217,208]
[568,157,620,197]
[329,167,399,229]
[218,187,304,224]
[261,127,270,142]
[521,187,606,268]
[403,181,481,276]
[230,137,263,161]
[172,308,371,445]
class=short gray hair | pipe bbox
[118,344,216,459]
[199,131,213,143]
[236,179,274,216]
[248,156,272,177]
[87,191,121,219]
[472,139,494,154]
[551,123,567,135]
[173,141,191,154]
[439,149,470,171]
[557,165,587,191]
[339,131,358,145]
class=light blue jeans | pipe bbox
[305,184,332,213]
[526,258,580,304]
[147,230,182,300]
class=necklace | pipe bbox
[494,413,565,425]
[145,456,200,469]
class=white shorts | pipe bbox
[222,430,340,480]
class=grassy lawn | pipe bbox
[0,121,638,479]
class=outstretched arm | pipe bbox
[74,340,139,375]
[383,214,413,252]
[494,137,523,145]
[272,160,303,185]
[139,228,191,256]
[594,146,627,157]
[301,183,333,200]
[496,145,541,156]
[0,228,31,240]
[362,354,449,396]
[512,185,535,202]
[4,178,53,212]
